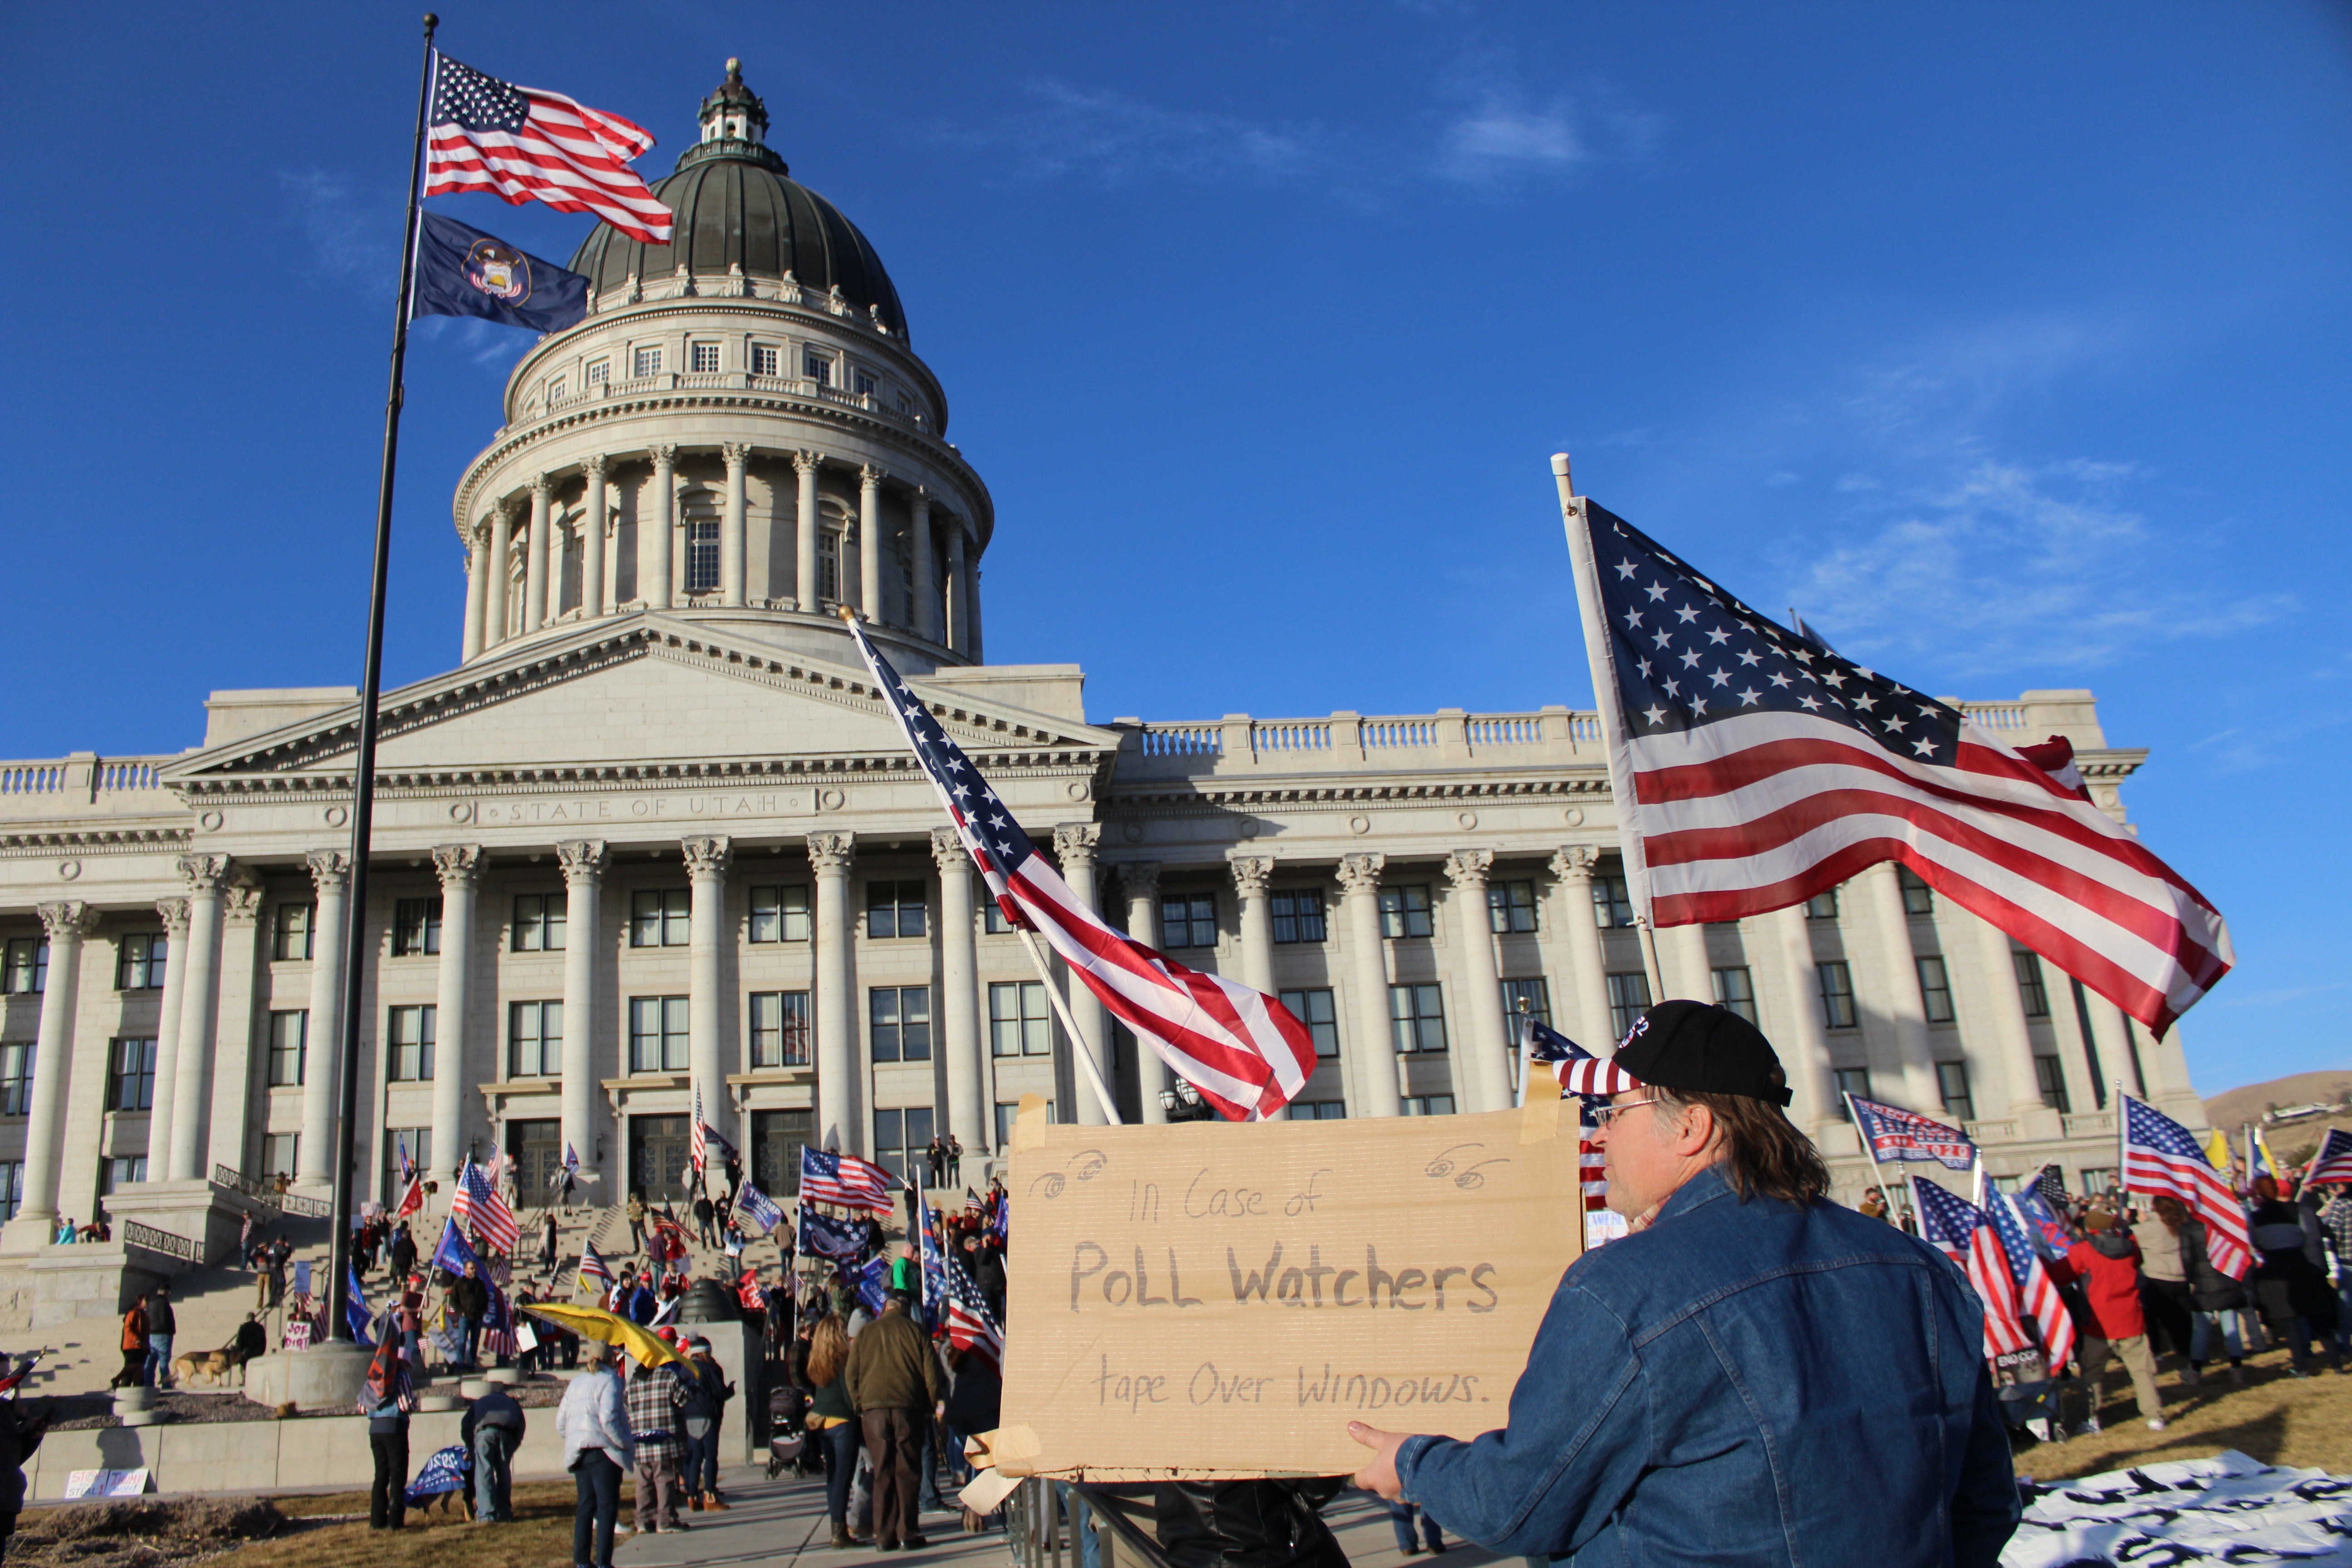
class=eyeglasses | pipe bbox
[1591,1098,1664,1129]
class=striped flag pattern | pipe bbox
[1845,1094,1980,1173]
[800,1147,897,1216]
[843,617,1317,1120]
[1521,1019,1616,1212]
[940,1242,1005,1372]
[425,53,672,243]
[451,1159,519,1255]
[1911,1176,2034,1360]
[1986,1188,2077,1370]
[2303,1128,2352,1187]
[1570,501,2232,1035]
[2121,1094,2254,1279]
[578,1242,612,1290]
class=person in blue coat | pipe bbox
[1349,1000,2019,1567]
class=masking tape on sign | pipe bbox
[1519,1063,1563,1144]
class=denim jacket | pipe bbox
[1396,1166,2019,1567]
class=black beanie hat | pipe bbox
[1614,1000,1793,1107]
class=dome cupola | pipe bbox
[567,61,907,337]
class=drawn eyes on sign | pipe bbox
[1030,1148,1111,1200]
[1425,1143,1509,1191]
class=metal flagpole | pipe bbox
[327,13,439,1343]
[1553,455,1670,1010]
[1845,1091,1896,1221]
[1015,929,1124,1126]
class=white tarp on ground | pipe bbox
[2004,1449,2352,1565]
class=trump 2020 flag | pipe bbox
[1561,495,2231,1034]
[412,212,589,334]
[736,1183,784,1235]
[431,1216,479,1278]
[1845,1094,1979,1174]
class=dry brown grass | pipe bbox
[2022,1344,2352,1481]
[221,1478,623,1568]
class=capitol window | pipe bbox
[751,344,780,377]
[1159,892,1217,949]
[989,981,1050,1057]
[804,350,832,386]
[392,898,441,957]
[1389,983,1447,1054]
[1833,1067,1872,1115]
[855,371,877,398]
[387,1004,436,1081]
[870,986,931,1063]
[1917,956,1956,1023]
[1607,972,1653,1038]
[1806,888,1840,920]
[632,346,662,378]
[629,996,689,1071]
[1487,880,1539,934]
[1401,1095,1457,1117]
[2,937,45,994]
[513,893,566,952]
[749,885,810,943]
[750,991,809,1067]
[267,1010,306,1087]
[686,519,720,593]
[631,889,690,947]
[1900,866,1935,915]
[587,359,610,387]
[1591,875,1634,929]
[0,1042,33,1115]
[273,903,314,961]
[1279,988,1340,1057]
[1501,977,1551,1029]
[116,931,168,990]
[1817,961,1858,1030]
[867,880,927,939]
[548,377,567,406]
[509,1000,562,1078]
[1937,1061,1975,1124]
[1710,966,1756,1024]
[108,1038,156,1112]
[1377,885,1432,939]
[1270,890,1325,944]
[2012,950,2052,1017]
[690,342,720,374]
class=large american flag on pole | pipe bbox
[844,617,1317,1119]
[425,53,673,244]
[801,1147,897,1216]
[2121,1093,2253,1279]
[450,1158,519,1255]
[1911,1176,2034,1360]
[1563,498,2231,1034]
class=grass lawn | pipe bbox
[239,1477,629,1568]
[2019,1344,2352,1481]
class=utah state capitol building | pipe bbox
[0,63,2206,1282]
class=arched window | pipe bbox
[680,487,721,594]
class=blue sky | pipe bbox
[5,3,2346,1096]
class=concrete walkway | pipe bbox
[612,1465,1509,1568]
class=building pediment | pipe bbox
[162,614,1120,793]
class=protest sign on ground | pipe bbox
[993,1078,1584,1480]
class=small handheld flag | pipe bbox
[1984,1189,2076,1370]
[797,1204,866,1261]
[2303,1128,2352,1186]
[737,1183,784,1235]
[1911,1177,2034,1361]
[2122,1094,2253,1280]
[1845,1095,1980,1174]
[431,1217,480,1277]
[801,1147,897,1215]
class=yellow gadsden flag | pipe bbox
[521,1301,686,1367]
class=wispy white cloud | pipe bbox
[278,169,402,290]
[2212,980,2350,1009]
[1428,54,1659,191]
[2184,708,2352,775]
[415,315,535,373]
[946,80,1324,186]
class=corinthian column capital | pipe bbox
[651,443,678,469]
[794,449,822,477]
[1226,854,1274,900]
[306,849,353,893]
[681,834,734,881]
[1052,823,1102,869]
[176,854,232,896]
[806,830,856,872]
[35,901,98,941]
[431,843,485,890]
[1443,848,1495,890]
[930,827,969,873]
[1117,861,1162,902]
[1548,844,1599,884]
[224,884,265,926]
[557,839,611,886]
[1335,853,1387,896]
[582,452,609,481]
[155,896,191,936]
[720,442,751,470]
[528,473,554,500]
[859,464,884,493]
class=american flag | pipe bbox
[1569,501,2232,1035]
[450,1158,520,1255]
[801,1147,897,1216]
[1845,1094,1980,1174]
[2121,1094,2253,1279]
[394,1135,424,1219]
[689,1088,734,1177]
[578,1242,612,1291]
[2031,1163,2069,1210]
[843,617,1317,1120]
[1522,1019,1615,1212]
[650,1213,690,1264]
[2303,1129,2352,1187]
[940,1242,1005,1372]
[1985,1188,2077,1370]
[1911,1177,2034,1360]
[736,1182,784,1235]
[425,53,672,244]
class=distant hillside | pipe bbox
[2205,1069,2352,1164]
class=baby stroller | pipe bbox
[764,1381,813,1480]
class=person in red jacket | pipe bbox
[2063,1210,2167,1434]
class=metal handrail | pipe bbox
[1007,1477,1183,1568]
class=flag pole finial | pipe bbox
[1551,451,1572,486]
[423,12,438,31]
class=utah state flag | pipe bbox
[413,211,588,333]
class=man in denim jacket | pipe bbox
[1350,1001,2019,1566]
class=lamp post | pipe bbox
[1156,1082,1216,1123]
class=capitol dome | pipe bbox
[567,60,907,337]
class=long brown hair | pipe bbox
[806,1314,850,1387]
[1655,1088,1831,1206]
[2151,1194,2189,1234]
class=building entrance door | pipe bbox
[752,1108,814,1196]
[629,1115,691,1205]
[506,1118,562,1209]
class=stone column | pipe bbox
[682,836,733,1154]
[1336,854,1401,1118]
[1548,848,1618,1051]
[13,902,97,1233]
[168,855,231,1182]
[1054,825,1113,1125]
[1659,921,1712,1004]
[558,840,608,1186]
[1865,864,1942,1113]
[461,524,490,664]
[1444,850,1515,1114]
[932,829,985,1153]
[1769,905,1844,1140]
[581,455,608,619]
[970,566,985,663]
[857,466,884,622]
[147,897,190,1174]
[808,832,857,1152]
[430,844,483,1182]
[296,851,352,1194]
[793,451,822,611]
[910,488,936,642]
[1229,855,1276,996]
[207,885,264,1179]
[1121,863,1168,1124]
[946,525,970,657]
[720,444,750,608]
[1970,913,2052,1119]
[645,445,676,611]
[485,502,515,651]
[524,475,552,632]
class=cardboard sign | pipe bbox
[995,1082,1583,1479]
[64,1468,150,1499]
